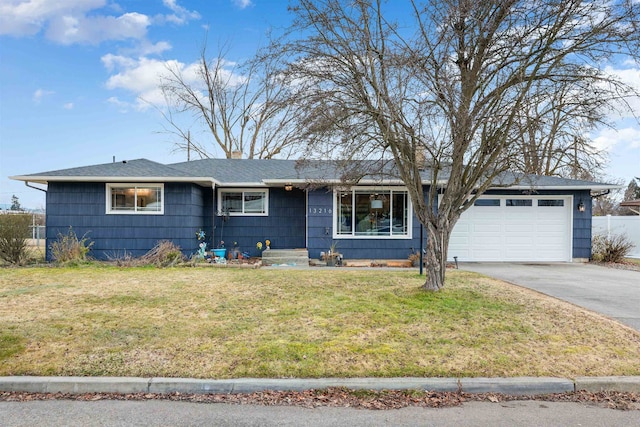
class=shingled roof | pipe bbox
[10,158,620,191]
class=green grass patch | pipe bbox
[0,332,26,360]
[0,267,639,378]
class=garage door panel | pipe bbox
[475,235,502,245]
[449,236,470,247]
[504,223,532,232]
[448,196,571,262]
[535,232,564,242]
[538,225,565,234]
[472,223,502,233]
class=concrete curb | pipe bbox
[575,376,640,393]
[2,376,639,396]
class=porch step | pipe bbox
[261,249,310,266]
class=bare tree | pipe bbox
[619,177,640,215]
[280,0,640,290]
[159,41,301,159]
[511,79,610,178]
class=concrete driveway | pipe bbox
[459,263,640,332]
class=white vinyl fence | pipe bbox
[592,215,640,258]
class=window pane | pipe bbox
[244,192,265,213]
[222,192,243,213]
[353,192,391,236]
[337,192,352,235]
[111,187,135,211]
[372,192,390,236]
[391,192,408,235]
[474,199,500,207]
[137,186,161,211]
[506,199,532,207]
[538,199,564,207]
[355,193,374,235]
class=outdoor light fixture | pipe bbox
[577,200,585,212]
[284,183,293,192]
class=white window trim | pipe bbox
[106,183,164,215]
[217,188,269,216]
[332,186,413,239]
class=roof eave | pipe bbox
[9,175,221,187]
[499,184,623,191]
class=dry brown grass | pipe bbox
[1,267,639,379]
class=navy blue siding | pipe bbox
[44,181,591,262]
[46,182,212,260]
[307,187,423,260]
[571,189,592,259]
[212,187,306,257]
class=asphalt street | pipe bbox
[1,399,639,427]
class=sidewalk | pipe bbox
[2,376,639,395]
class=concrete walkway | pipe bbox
[460,263,640,331]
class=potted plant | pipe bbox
[408,249,419,267]
[325,241,341,267]
[408,248,421,267]
[212,240,226,259]
[231,241,240,259]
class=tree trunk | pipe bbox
[421,222,450,292]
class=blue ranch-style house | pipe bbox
[11,158,617,263]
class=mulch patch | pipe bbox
[1,388,639,411]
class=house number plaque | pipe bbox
[309,207,332,214]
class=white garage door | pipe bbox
[448,196,572,262]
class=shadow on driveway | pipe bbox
[459,262,640,332]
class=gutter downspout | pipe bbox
[25,181,47,193]
[212,182,216,252]
[25,181,47,260]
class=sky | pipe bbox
[1,0,639,210]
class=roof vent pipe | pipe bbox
[231,150,243,159]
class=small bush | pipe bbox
[139,240,184,267]
[591,233,635,263]
[105,250,136,267]
[49,227,94,264]
[0,214,31,265]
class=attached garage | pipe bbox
[448,195,572,262]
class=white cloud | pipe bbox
[102,53,248,112]
[233,0,253,9]
[0,0,105,37]
[159,0,200,24]
[106,96,132,113]
[103,56,181,110]
[45,11,150,45]
[101,53,137,72]
[0,0,198,45]
[138,41,172,56]
[593,126,640,152]
[63,102,74,109]
[603,64,640,120]
[32,88,54,103]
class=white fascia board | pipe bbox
[217,181,268,187]
[9,175,221,186]
[262,179,306,184]
[262,178,409,186]
[498,184,623,191]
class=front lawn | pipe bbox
[1,267,639,378]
